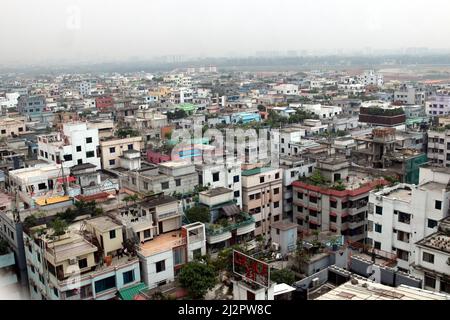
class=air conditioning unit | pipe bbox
[69,258,77,265]
[311,277,320,288]
[271,242,280,251]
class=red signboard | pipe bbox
[233,250,270,288]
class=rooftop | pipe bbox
[241,167,276,176]
[271,221,298,231]
[315,280,450,300]
[87,216,121,232]
[139,230,185,257]
[416,232,450,254]
[200,187,232,197]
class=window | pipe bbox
[375,206,383,215]
[273,201,280,208]
[109,230,116,239]
[175,178,181,187]
[109,147,115,153]
[233,175,239,183]
[273,188,280,195]
[260,176,265,183]
[161,182,169,190]
[397,211,411,224]
[94,276,116,293]
[428,219,438,229]
[435,200,442,210]
[44,152,48,158]
[156,260,166,273]
[86,151,95,158]
[30,266,35,274]
[86,137,93,144]
[143,229,151,238]
[38,183,46,190]
[212,172,220,182]
[309,196,317,203]
[341,202,348,209]
[109,159,115,166]
[127,144,133,150]
[424,274,436,289]
[274,215,280,222]
[53,288,59,297]
[64,154,72,161]
[330,201,337,208]
[76,146,82,152]
[297,192,303,199]
[143,182,149,190]
[275,173,280,179]
[0,129,5,134]
[422,252,435,264]
[297,206,303,212]
[255,221,261,228]
[374,241,381,250]
[234,190,240,198]
[330,215,337,223]
[123,270,135,285]
[375,224,382,233]
[78,258,88,269]
[309,209,318,217]
[193,248,202,260]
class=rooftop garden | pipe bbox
[23,200,104,238]
[360,106,405,116]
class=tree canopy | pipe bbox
[185,206,210,223]
[270,268,295,285]
[178,261,217,299]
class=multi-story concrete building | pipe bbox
[99,136,143,170]
[195,161,242,207]
[367,166,450,272]
[0,116,27,138]
[280,156,316,220]
[411,216,450,294]
[7,163,81,209]
[241,166,283,239]
[37,123,101,170]
[427,128,450,167]
[292,158,385,243]
[358,70,384,87]
[120,161,198,196]
[115,194,206,288]
[79,82,92,97]
[25,215,141,300]
[426,94,450,117]
[198,187,256,253]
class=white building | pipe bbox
[79,82,92,97]
[358,70,384,87]
[272,84,299,95]
[25,216,141,300]
[290,104,342,119]
[279,128,306,156]
[368,166,450,272]
[426,94,450,117]
[195,161,242,207]
[37,123,101,170]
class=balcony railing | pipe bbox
[206,214,255,236]
[158,210,181,220]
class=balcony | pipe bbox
[205,213,255,244]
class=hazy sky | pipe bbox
[1,0,450,65]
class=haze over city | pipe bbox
[2,0,450,66]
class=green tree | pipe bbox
[117,128,140,138]
[185,206,210,223]
[179,261,217,299]
[309,170,326,186]
[270,268,295,285]
[50,218,68,237]
[123,194,139,206]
